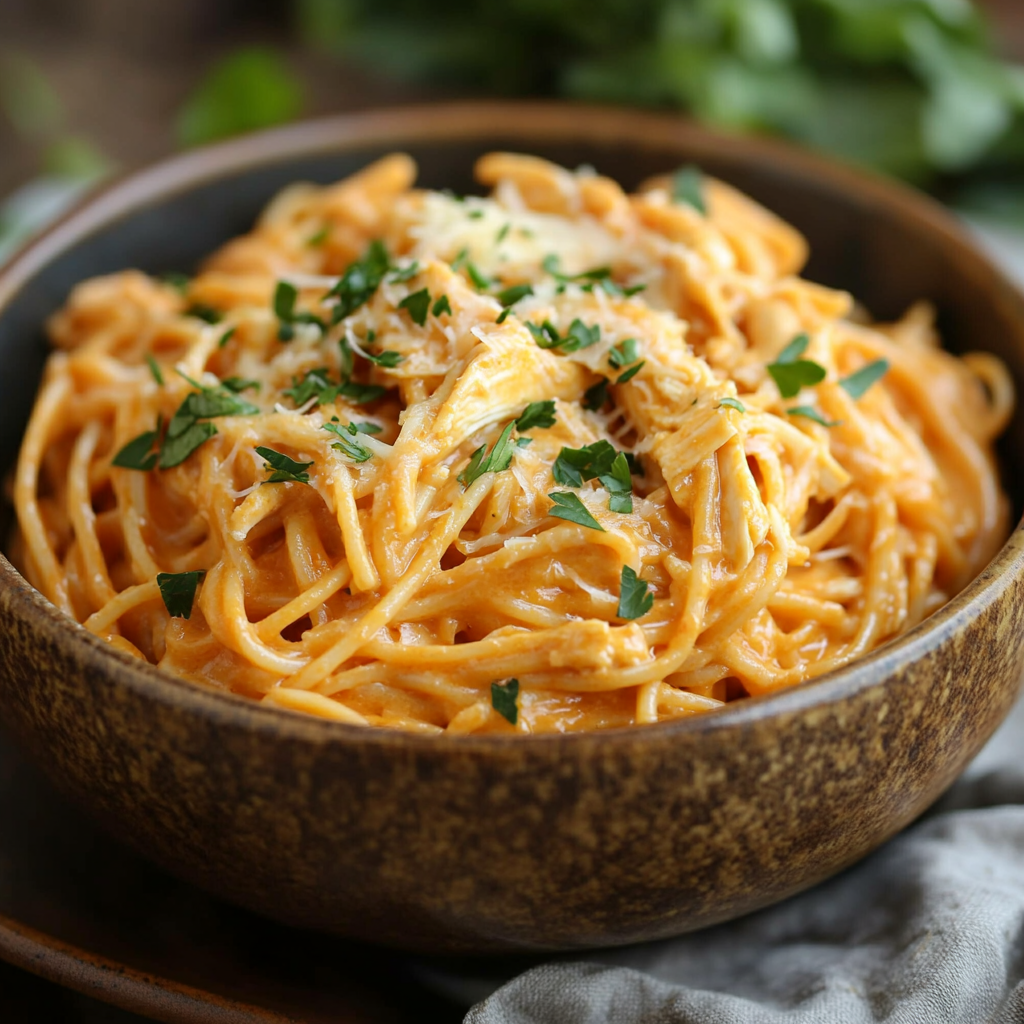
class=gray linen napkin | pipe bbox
[465,695,1024,1023]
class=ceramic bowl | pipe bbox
[1,103,1023,954]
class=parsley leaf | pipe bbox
[161,272,190,294]
[398,288,430,326]
[608,338,640,369]
[496,223,511,244]
[767,333,826,399]
[339,381,388,404]
[564,319,600,351]
[583,378,609,410]
[327,240,390,323]
[526,320,561,349]
[515,400,557,432]
[256,445,314,484]
[157,379,259,468]
[839,358,889,400]
[388,261,420,283]
[157,570,204,619]
[167,388,259,438]
[218,326,237,348]
[306,225,330,247]
[220,376,260,393]
[364,349,404,368]
[616,361,645,384]
[599,452,633,514]
[490,677,519,726]
[496,283,533,307]
[432,294,452,317]
[717,396,746,412]
[552,440,620,487]
[547,491,605,531]
[351,421,381,434]
[273,280,325,340]
[186,304,221,324]
[112,429,160,471]
[672,164,706,214]
[323,421,373,462]
[617,565,653,620]
[284,367,337,407]
[159,421,218,469]
[466,262,492,290]
[788,406,841,427]
[144,353,164,386]
[458,421,516,487]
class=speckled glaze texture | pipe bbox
[1,104,1024,954]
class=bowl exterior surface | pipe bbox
[1,104,1024,952]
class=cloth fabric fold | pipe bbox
[464,697,1024,1024]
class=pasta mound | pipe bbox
[12,153,1013,734]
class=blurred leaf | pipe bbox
[42,136,111,181]
[298,0,359,52]
[729,0,799,65]
[0,53,63,139]
[176,48,304,147]
[797,79,931,179]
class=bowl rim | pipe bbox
[3,98,1024,752]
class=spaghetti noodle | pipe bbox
[11,153,1014,734]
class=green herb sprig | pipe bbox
[157,570,205,619]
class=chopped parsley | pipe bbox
[145,353,164,386]
[217,326,237,348]
[496,283,533,307]
[364,348,404,368]
[432,294,452,317]
[323,421,373,462]
[540,255,644,298]
[514,400,556,432]
[326,240,390,324]
[552,440,621,487]
[160,422,219,469]
[256,445,314,484]
[112,428,160,471]
[839,358,889,400]
[717,396,746,412]
[490,678,519,726]
[526,318,600,353]
[450,247,469,272]
[284,363,388,409]
[547,491,604,531]
[306,225,330,247]
[388,261,420,283]
[273,280,325,341]
[617,565,654,620]
[156,570,204,619]
[608,338,640,369]
[583,378,609,410]
[185,304,221,325]
[398,287,430,326]
[767,333,827,399]
[788,406,841,427]
[466,262,492,290]
[161,272,190,294]
[458,421,516,487]
[159,377,259,469]
[672,164,706,214]
[616,361,645,384]
[602,452,633,513]
[496,223,511,244]
[220,376,260,393]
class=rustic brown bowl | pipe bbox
[1,102,1024,955]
